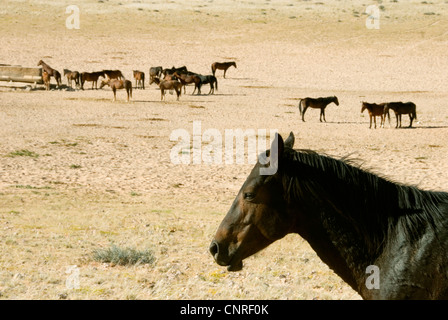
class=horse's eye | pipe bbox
[244,192,255,200]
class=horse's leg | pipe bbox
[223,68,227,79]
[374,115,377,129]
[369,115,372,128]
[409,114,413,127]
[320,108,326,122]
[112,88,116,102]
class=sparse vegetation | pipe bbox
[7,149,39,158]
[93,245,155,266]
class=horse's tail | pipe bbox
[215,77,218,91]
[211,63,215,76]
[298,99,303,116]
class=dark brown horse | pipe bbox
[42,71,50,91]
[384,102,417,128]
[80,71,105,90]
[162,66,188,77]
[149,66,163,84]
[63,69,81,89]
[298,96,339,122]
[103,69,124,80]
[211,61,237,78]
[173,72,202,94]
[133,70,145,89]
[210,132,448,299]
[99,78,132,102]
[196,75,218,95]
[152,77,182,101]
[361,102,386,129]
[37,60,62,88]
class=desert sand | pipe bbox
[1,0,448,300]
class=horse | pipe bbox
[37,60,62,88]
[103,69,124,80]
[211,61,237,78]
[361,102,386,129]
[99,78,132,102]
[195,75,218,95]
[162,66,188,77]
[210,132,448,299]
[42,71,50,91]
[298,96,339,122]
[133,70,145,89]
[63,69,81,89]
[172,72,202,94]
[152,77,182,101]
[80,71,105,90]
[149,66,163,84]
[384,102,417,128]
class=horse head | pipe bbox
[361,101,367,113]
[99,78,110,89]
[210,132,296,271]
[333,96,339,106]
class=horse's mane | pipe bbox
[279,147,448,254]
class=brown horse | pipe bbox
[384,102,417,128]
[63,69,80,89]
[103,69,124,80]
[42,71,50,91]
[37,60,62,88]
[80,71,105,90]
[173,72,202,94]
[211,61,237,78]
[210,132,448,299]
[152,77,182,101]
[298,96,339,122]
[162,66,188,77]
[133,70,145,89]
[361,102,386,129]
[196,75,218,95]
[149,66,163,84]
[99,78,132,102]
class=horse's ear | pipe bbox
[270,132,284,164]
[284,132,295,149]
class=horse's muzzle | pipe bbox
[209,240,243,271]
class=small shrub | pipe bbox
[93,245,155,266]
[7,149,39,158]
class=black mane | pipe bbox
[279,147,448,255]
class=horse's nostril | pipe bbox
[209,240,219,256]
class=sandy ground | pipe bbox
[1,0,448,300]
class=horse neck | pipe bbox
[283,152,397,292]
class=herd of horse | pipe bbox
[37,59,236,102]
[298,95,417,128]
